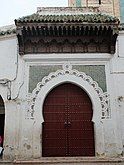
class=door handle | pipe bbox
[64,121,68,128]
[64,121,68,126]
[64,121,71,127]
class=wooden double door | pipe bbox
[42,83,95,157]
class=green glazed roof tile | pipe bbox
[0,25,16,36]
[15,13,119,24]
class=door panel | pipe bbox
[42,83,95,157]
[68,121,95,156]
[43,84,68,156]
[42,122,67,157]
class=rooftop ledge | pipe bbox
[15,7,119,25]
[0,25,16,37]
[37,7,100,15]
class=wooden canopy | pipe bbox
[15,13,119,55]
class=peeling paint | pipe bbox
[96,152,105,157]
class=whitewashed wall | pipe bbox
[108,32,124,156]
[0,35,17,80]
[118,31,124,58]
[0,34,21,160]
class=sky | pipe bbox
[0,0,68,27]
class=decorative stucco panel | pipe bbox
[27,64,110,120]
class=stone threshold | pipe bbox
[13,157,124,164]
[0,157,124,164]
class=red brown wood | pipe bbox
[42,83,95,157]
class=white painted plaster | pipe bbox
[104,57,124,156]
[118,32,124,58]
[23,53,112,62]
[0,36,17,81]
[37,7,99,15]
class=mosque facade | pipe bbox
[0,0,124,163]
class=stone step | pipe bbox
[0,157,124,165]
[0,160,13,165]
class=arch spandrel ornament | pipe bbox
[27,63,110,120]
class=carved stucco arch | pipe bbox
[29,64,110,121]
[30,64,106,156]
[34,76,102,123]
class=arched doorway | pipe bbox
[42,83,95,157]
[0,95,5,147]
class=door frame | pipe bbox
[42,83,95,157]
[33,74,105,157]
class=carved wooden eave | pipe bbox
[15,14,119,55]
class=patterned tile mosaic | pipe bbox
[73,65,106,92]
[29,65,62,93]
[29,65,106,93]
